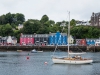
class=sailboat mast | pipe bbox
[68,11,70,57]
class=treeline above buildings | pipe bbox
[0,12,100,43]
[0,12,25,25]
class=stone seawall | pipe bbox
[0,46,99,52]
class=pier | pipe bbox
[0,46,99,52]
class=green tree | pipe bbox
[70,19,76,26]
[40,15,49,24]
[5,12,13,25]
[0,15,6,25]
[15,13,25,24]
[13,30,21,42]
[0,24,13,36]
[22,19,41,34]
[49,24,60,33]
[70,26,100,39]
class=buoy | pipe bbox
[44,62,48,64]
[27,56,29,59]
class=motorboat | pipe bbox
[31,49,43,53]
[31,49,37,53]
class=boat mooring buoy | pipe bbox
[27,56,29,59]
[44,62,48,64]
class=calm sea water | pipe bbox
[0,51,100,75]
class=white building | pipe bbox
[68,35,74,44]
[76,21,90,26]
[95,39,100,46]
[7,36,13,44]
[7,36,17,45]
[60,23,66,27]
[18,24,23,30]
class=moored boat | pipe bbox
[52,11,93,64]
[52,54,93,64]
[31,49,43,53]
[31,49,37,53]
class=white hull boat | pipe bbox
[52,11,93,64]
[31,49,43,53]
[31,49,37,53]
[52,57,93,64]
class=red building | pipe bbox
[20,33,49,46]
[20,34,34,45]
[76,39,87,46]
[80,39,87,46]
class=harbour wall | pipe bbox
[0,46,99,52]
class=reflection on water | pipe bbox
[0,51,99,75]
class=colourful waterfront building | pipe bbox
[20,34,34,46]
[20,33,49,46]
[48,32,67,45]
[76,39,87,46]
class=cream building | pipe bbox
[68,35,74,44]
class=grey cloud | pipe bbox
[0,0,100,22]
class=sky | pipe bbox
[0,0,100,22]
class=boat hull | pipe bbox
[31,49,37,53]
[31,50,43,53]
[31,51,37,53]
[52,58,93,64]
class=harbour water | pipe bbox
[0,51,100,75]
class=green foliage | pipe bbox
[13,30,21,42]
[0,15,6,24]
[49,24,60,33]
[15,13,25,23]
[22,19,41,34]
[0,12,25,26]
[70,19,76,26]
[0,24,13,36]
[40,15,49,24]
[70,26,100,39]
[5,12,13,25]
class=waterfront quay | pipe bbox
[0,45,99,52]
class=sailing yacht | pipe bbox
[52,11,93,64]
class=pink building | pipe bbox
[20,34,34,45]
[76,39,87,46]
[80,39,87,46]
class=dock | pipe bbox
[0,45,99,52]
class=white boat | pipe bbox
[52,11,93,64]
[52,56,93,64]
[31,49,43,53]
[52,52,93,64]
[31,49,37,53]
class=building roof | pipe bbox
[21,34,49,38]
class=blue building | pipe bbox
[86,38,97,46]
[49,32,67,45]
